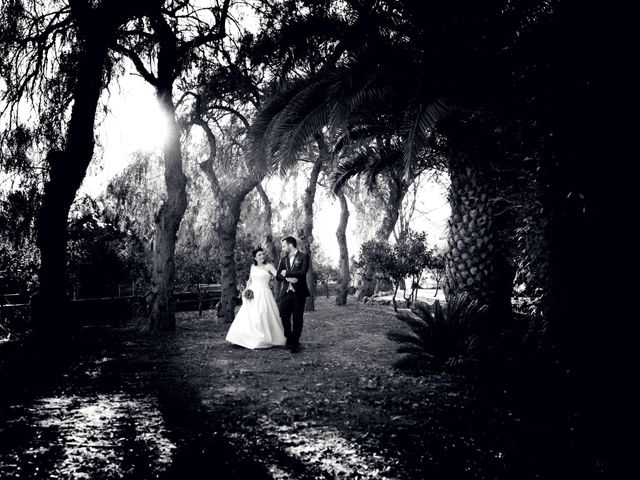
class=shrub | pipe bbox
[67,198,149,298]
[387,293,489,373]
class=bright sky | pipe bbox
[309,179,450,264]
[82,75,166,194]
[81,72,450,266]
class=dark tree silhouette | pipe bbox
[1,0,161,331]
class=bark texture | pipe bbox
[335,191,350,306]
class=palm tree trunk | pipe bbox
[33,38,109,329]
[444,152,514,319]
[335,192,350,305]
[147,87,187,331]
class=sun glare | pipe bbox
[83,76,170,195]
[117,87,169,152]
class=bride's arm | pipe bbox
[267,264,278,277]
[268,263,297,283]
[245,266,253,289]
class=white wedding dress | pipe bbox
[225,265,286,349]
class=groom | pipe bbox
[276,236,310,353]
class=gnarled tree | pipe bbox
[0,0,161,330]
[113,0,232,330]
[190,95,268,323]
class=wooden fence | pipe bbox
[1,283,223,327]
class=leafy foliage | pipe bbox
[359,239,397,281]
[0,187,42,295]
[394,230,431,304]
[388,294,489,374]
[425,249,446,296]
[175,242,219,290]
[67,197,149,299]
[0,242,40,297]
[359,230,433,310]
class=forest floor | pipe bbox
[0,296,605,479]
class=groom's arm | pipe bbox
[284,253,309,280]
[275,258,287,282]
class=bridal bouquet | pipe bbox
[243,289,254,299]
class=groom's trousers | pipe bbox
[278,292,306,345]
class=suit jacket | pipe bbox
[276,251,311,298]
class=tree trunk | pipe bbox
[196,119,264,323]
[33,37,109,329]
[216,199,243,323]
[147,87,187,331]
[256,184,278,262]
[146,15,188,331]
[357,182,403,300]
[256,183,279,295]
[444,151,514,319]
[392,283,399,312]
[299,136,326,311]
[335,192,350,306]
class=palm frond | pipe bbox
[331,143,405,193]
[251,77,335,175]
[386,331,424,348]
[330,146,378,192]
[247,77,322,169]
[397,345,435,357]
[332,123,385,156]
[388,293,492,374]
[272,92,331,173]
[402,97,452,177]
[432,299,446,323]
[410,300,435,326]
[395,312,430,338]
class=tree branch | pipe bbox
[111,43,159,87]
[208,104,250,129]
[181,0,231,52]
[192,115,223,199]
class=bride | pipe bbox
[225,247,295,349]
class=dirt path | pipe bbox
[0,296,589,479]
[167,297,467,479]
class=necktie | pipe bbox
[286,255,296,292]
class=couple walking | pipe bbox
[225,236,309,353]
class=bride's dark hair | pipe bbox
[252,246,267,265]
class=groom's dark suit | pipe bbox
[275,251,310,347]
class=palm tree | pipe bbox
[443,123,515,319]
[247,0,556,319]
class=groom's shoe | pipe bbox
[290,343,300,353]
